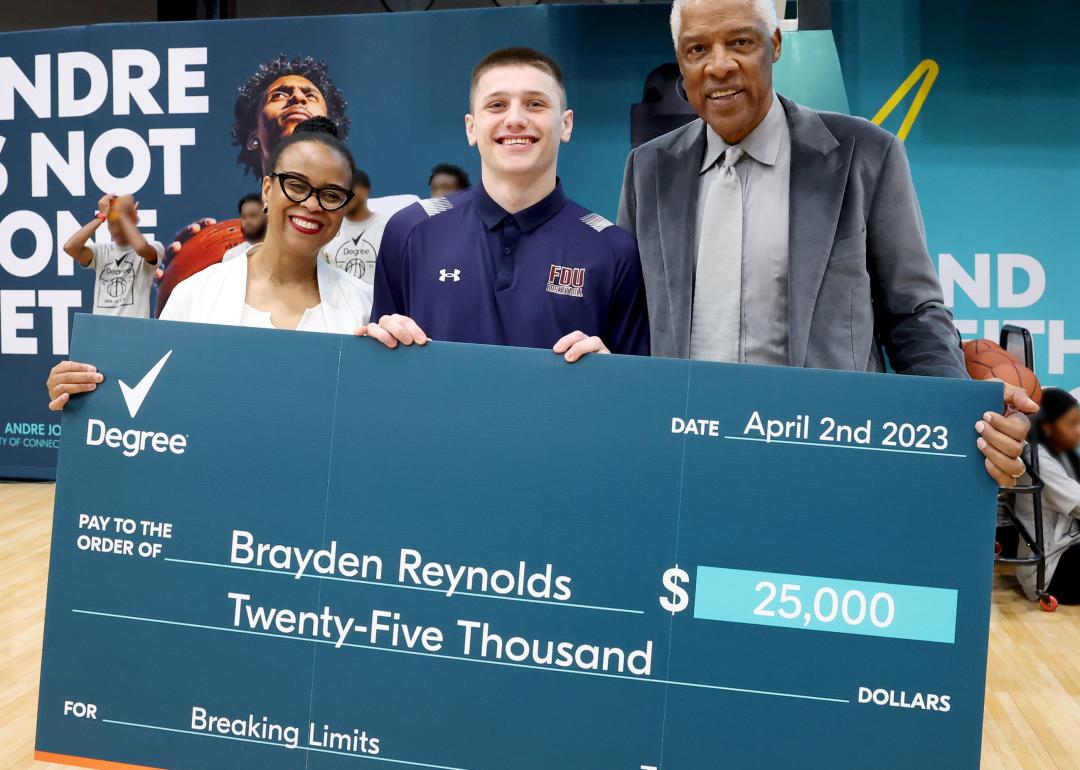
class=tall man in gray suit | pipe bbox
[618,0,1035,486]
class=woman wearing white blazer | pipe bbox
[46,117,372,410]
[159,246,371,332]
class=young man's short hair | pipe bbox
[469,47,567,111]
[353,169,371,190]
[237,193,262,213]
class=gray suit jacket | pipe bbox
[617,94,967,378]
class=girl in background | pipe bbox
[1016,388,1080,603]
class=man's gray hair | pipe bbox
[670,0,780,46]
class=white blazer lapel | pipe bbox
[316,259,372,331]
[208,255,249,327]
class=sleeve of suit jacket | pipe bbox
[867,136,968,378]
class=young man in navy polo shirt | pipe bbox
[360,47,648,362]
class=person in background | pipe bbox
[221,193,268,262]
[63,194,164,319]
[322,169,386,285]
[1016,389,1080,604]
[362,47,648,362]
[428,163,471,198]
[617,0,1034,486]
[46,120,373,411]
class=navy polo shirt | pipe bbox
[371,182,649,355]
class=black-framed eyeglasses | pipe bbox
[270,172,354,212]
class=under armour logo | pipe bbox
[438,269,461,283]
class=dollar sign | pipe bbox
[660,565,690,614]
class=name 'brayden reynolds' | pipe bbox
[229,530,573,601]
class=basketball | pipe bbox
[104,276,128,298]
[155,219,246,316]
[963,339,1019,380]
[987,361,1043,404]
[962,339,1042,403]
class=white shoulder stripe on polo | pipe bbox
[419,197,454,217]
[580,212,614,232]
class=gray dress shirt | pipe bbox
[694,92,791,365]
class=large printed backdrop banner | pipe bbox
[1,0,1079,479]
[0,5,680,479]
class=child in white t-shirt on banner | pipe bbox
[64,194,165,318]
[321,169,391,286]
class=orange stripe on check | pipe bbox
[34,751,165,770]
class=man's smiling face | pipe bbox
[465,65,573,180]
[676,0,781,144]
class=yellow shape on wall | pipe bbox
[871,59,939,142]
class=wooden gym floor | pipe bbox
[2,482,1078,769]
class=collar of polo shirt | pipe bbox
[474,180,568,233]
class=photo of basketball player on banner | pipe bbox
[155,54,353,311]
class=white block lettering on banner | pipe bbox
[57,52,109,118]
[940,252,1078,378]
[0,48,208,121]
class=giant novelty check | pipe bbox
[36,314,1000,770]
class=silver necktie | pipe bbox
[690,146,744,362]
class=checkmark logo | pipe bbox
[118,350,172,418]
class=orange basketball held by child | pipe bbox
[962,339,1043,404]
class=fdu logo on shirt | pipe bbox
[546,264,586,298]
[85,351,188,458]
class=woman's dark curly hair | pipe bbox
[232,54,351,177]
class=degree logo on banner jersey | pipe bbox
[333,235,377,282]
[96,254,137,309]
[546,264,586,298]
[85,350,188,458]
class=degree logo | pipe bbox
[118,350,172,418]
[85,350,187,458]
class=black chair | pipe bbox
[993,324,1056,611]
